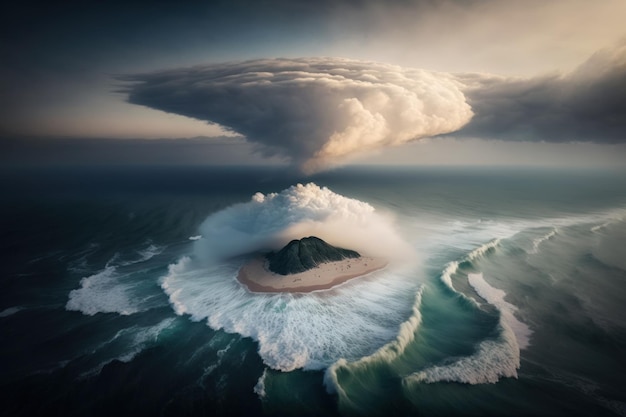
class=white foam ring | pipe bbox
[591,221,613,233]
[468,238,501,261]
[117,243,164,266]
[162,258,415,372]
[197,338,237,389]
[162,183,418,372]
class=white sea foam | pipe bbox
[438,239,500,292]
[66,266,139,316]
[162,259,415,372]
[530,227,558,254]
[135,244,163,262]
[0,306,23,318]
[406,270,531,385]
[591,223,606,232]
[324,287,424,394]
[189,235,202,241]
[409,237,531,386]
[196,338,238,388]
[404,322,520,385]
[254,368,269,399]
[468,273,532,350]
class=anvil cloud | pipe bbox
[123,46,626,172]
[458,44,626,143]
[122,58,473,173]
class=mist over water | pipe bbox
[163,182,418,371]
[192,182,412,262]
[1,166,625,416]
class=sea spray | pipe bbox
[192,183,413,263]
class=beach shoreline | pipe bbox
[237,256,388,293]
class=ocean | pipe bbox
[1,165,625,416]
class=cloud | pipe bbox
[456,43,626,143]
[121,46,626,170]
[194,182,412,262]
[121,58,473,173]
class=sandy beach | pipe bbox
[237,256,388,293]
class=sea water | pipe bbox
[1,165,625,416]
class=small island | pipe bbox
[237,236,387,293]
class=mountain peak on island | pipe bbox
[266,236,361,275]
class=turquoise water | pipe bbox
[1,166,625,416]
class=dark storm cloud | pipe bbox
[457,44,626,143]
[121,58,472,173]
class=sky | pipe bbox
[1,0,625,171]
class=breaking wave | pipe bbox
[66,245,168,316]
[404,325,520,385]
[324,286,424,394]
[162,183,419,372]
[162,258,416,371]
[440,238,500,292]
[406,239,530,385]
[468,273,532,350]
[530,227,558,254]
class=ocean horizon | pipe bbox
[1,164,625,416]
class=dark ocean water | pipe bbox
[1,165,625,416]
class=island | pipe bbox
[237,236,387,293]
